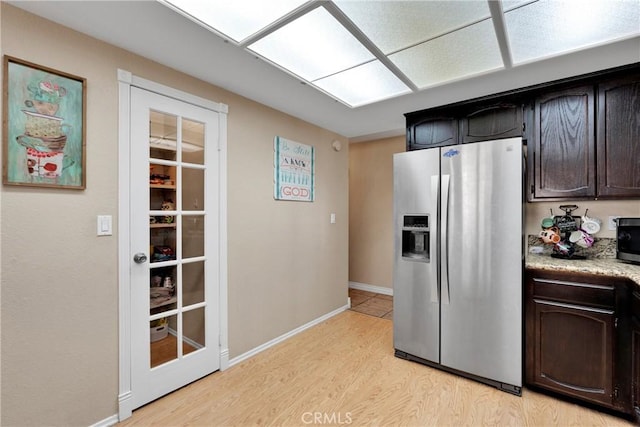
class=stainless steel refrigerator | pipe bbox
[393,137,523,395]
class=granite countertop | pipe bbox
[525,235,640,287]
[525,253,640,287]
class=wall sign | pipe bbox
[274,136,314,202]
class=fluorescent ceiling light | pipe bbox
[248,7,375,82]
[162,0,307,43]
[314,60,411,107]
[333,0,491,54]
[505,0,640,64]
[389,18,504,89]
[161,0,640,108]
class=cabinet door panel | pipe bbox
[533,299,614,408]
[532,86,595,199]
[461,103,522,143]
[633,291,640,419]
[597,75,640,198]
[409,117,457,150]
[633,317,640,415]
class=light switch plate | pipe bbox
[330,213,336,224]
[97,215,112,236]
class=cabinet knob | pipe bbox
[133,253,148,264]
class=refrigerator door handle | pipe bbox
[430,175,439,303]
[441,174,450,305]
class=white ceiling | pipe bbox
[8,0,640,141]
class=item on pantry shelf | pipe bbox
[161,199,175,224]
[150,275,162,287]
[152,245,175,262]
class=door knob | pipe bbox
[133,253,148,264]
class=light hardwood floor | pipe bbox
[120,310,634,426]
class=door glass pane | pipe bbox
[149,111,178,161]
[182,118,205,165]
[183,215,204,259]
[149,266,177,315]
[183,307,206,351]
[150,313,177,368]
[150,226,176,263]
[182,167,204,211]
[183,261,205,306]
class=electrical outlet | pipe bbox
[608,216,621,231]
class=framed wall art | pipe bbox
[3,56,86,189]
[274,136,315,202]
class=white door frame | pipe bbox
[117,69,229,421]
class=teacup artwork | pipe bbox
[4,57,85,189]
[25,99,60,116]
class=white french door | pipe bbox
[129,86,220,409]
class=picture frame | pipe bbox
[3,56,86,189]
[274,136,315,202]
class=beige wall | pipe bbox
[525,200,640,239]
[349,136,640,293]
[0,4,348,426]
[349,136,405,290]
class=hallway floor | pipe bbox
[348,288,393,320]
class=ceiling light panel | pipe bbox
[505,0,640,65]
[247,7,375,81]
[313,60,411,107]
[163,0,307,43]
[389,19,504,89]
[333,0,491,54]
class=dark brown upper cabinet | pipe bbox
[460,102,523,144]
[597,74,640,198]
[530,85,596,200]
[406,116,458,150]
[404,64,640,201]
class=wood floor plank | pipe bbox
[119,311,633,426]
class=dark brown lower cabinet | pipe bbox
[525,269,633,416]
[632,291,640,421]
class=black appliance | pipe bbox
[617,218,640,264]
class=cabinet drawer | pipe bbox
[531,277,615,309]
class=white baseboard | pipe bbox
[228,303,349,367]
[90,414,119,427]
[220,347,230,370]
[117,390,133,421]
[349,281,393,296]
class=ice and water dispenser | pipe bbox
[401,214,430,262]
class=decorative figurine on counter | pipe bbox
[538,205,601,260]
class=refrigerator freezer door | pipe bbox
[440,138,523,387]
[393,149,440,363]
